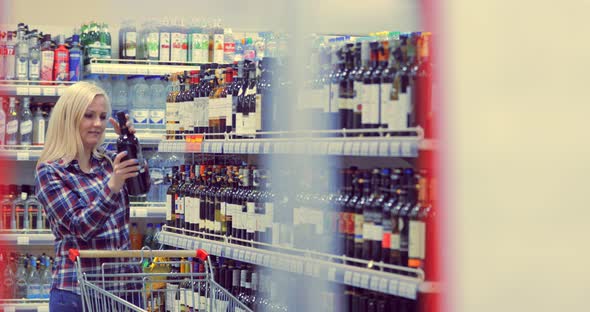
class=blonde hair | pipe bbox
[37,81,112,167]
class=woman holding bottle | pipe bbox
[34,81,146,311]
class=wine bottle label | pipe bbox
[20,120,32,135]
[362,223,373,240]
[17,57,28,78]
[354,214,364,241]
[33,119,45,145]
[390,233,401,250]
[373,225,384,241]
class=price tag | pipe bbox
[312,263,320,278]
[263,255,271,267]
[352,272,361,287]
[191,241,197,250]
[232,249,239,259]
[369,142,379,156]
[57,87,65,96]
[37,304,50,312]
[304,262,313,276]
[16,87,28,95]
[28,87,41,96]
[253,142,261,153]
[185,239,192,250]
[360,274,370,288]
[344,271,353,285]
[360,142,370,156]
[134,208,148,218]
[328,267,337,281]
[402,142,418,157]
[240,142,248,154]
[319,142,329,155]
[256,254,264,265]
[263,142,271,154]
[370,276,380,291]
[247,142,255,154]
[4,306,15,312]
[351,142,361,156]
[238,250,245,261]
[202,243,212,252]
[378,141,389,156]
[225,247,232,257]
[296,261,304,274]
[388,279,399,296]
[398,281,417,299]
[16,152,30,161]
[379,278,388,293]
[390,142,401,157]
[244,251,252,262]
[343,142,353,155]
[17,236,30,245]
[226,142,233,153]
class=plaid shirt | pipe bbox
[35,150,137,294]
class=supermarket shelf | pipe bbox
[0,230,54,246]
[85,58,202,76]
[128,202,167,218]
[157,227,425,300]
[0,80,74,97]
[0,299,49,312]
[104,128,165,145]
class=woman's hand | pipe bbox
[107,151,140,193]
[109,113,136,136]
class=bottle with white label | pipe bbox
[20,97,33,145]
[40,256,52,299]
[119,20,137,61]
[147,76,166,129]
[27,30,41,81]
[170,17,188,64]
[130,75,150,128]
[5,31,17,80]
[39,34,54,83]
[159,17,172,63]
[0,98,6,145]
[26,256,41,299]
[6,97,19,145]
[32,104,45,146]
[15,23,29,81]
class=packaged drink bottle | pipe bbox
[223,28,235,64]
[2,254,15,298]
[147,151,164,201]
[6,97,18,144]
[25,186,43,229]
[115,111,150,195]
[119,20,137,61]
[130,222,143,249]
[40,34,54,83]
[14,256,27,299]
[19,97,33,145]
[32,104,45,146]
[152,223,162,249]
[234,39,244,62]
[100,75,113,100]
[5,31,17,80]
[159,17,172,63]
[130,76,150,128]
[15,24,29,81]
[0,31,6,80]
[68,34,83,81]
[112,76,128,117]
[212,19,224,64]
[28,30,41,81]
[243,38,255,61]
[143,223,154,247]
[26,256,41,299]
[40,256,52,299]
[170,18,188,64]
[187,18,202,63]
[147,76,166,129]
[53,35,69,82]
[0,99,6,145]
[143,20,160,61]
[99,23,112,60]
[12,186,26,230]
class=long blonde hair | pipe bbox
[37,81,112,167]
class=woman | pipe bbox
[35,81,144,311]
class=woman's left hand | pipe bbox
[109,114,136,135]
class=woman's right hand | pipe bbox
[107,151,140,193]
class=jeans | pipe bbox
[49,288,83,312]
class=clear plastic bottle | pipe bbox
[14,256,27,299]
[40,256,52,299]
[143,20,160,61]
[143,223,154,248]
[112,76,128,117]
[19,97,33,145]
[26,256,41,299]
[244,38,255,61]
[130,75,150,128]
[152,223,163,249]
[127,75,138,118]
[119,20,137,60]
[147,76,166,129]
[5,31,17,80]
[2,253,15,298]
[147,151,163,201]
[32,104,45,146]
[234,38,244,62]
[212,19,224,64]
[159,17,172,63]
[6,97,19,145]
[100,75,113,101]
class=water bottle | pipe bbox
[100,75,113,101]
[112,76,128,117]
[147,76,166,129]
[148,151,163,201]
[131,75,150,128]
[15,256,27,299]
[40,256,52,299]
[26,256,41,299]
[20,97,33,145]
[143,223,154,248]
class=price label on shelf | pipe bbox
[4,307,15,312]
[263,142,271,154]
[247,142,255,154]
[390,142,401,157]
[379,278,389,293]
[351,142,361,156]
[238,250,245,261]
[16,87,28,95]
[57,87,66,96]
[41,87,56,96]
[360,142,370,156]
[28,87,41,96]
[401,142,418,157]
[256,254,264,265]
[319,142,329,155]
[134,208,148,218]
[225,247,232,257]
[225,142,233,154]
[240,142,248,154]
[328,267,337,282]
[370,276,380,292]
[360,274,370,288]
[352,272,361,287]
[398,281,417,299]
[378,141,389,156]
[344,271,353,285]
[369,142,379,156]
[388,279,399,296]
[343,142,353,155]
[254,142,261,153]
[37,305,50,312]
[263,255,271,267]
[304,262,313,276]
[296,261,304,274]
[312,263,321,278]
[16,152,30,161]
[245,251,253,262]
[16,236,30,245]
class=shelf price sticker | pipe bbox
[16,87,28,95]
[245,251,253,262]
[390,142,401,157]
[37,306,50,312]
[343,142,353,155]
[351,142,361,156]
[401,142,417,157]
[369,142,379,156]
[360,274,370,289]
[370,276,381,292]
[352,272,361,287]
[296,261,304,274]
[378,141,389,156]
[388,279,400,296]
[256,254,264,265]
[327,267,337,282]
[304,262,313,276]
[360,142,370,156]
[134,208,148,218]
[16,152,30,161]
[57,87,66,96]
[344,271,353,285]
[379,278,389,293]
[4,307,15,312]
[263,255,271,267]
[29,87,41,96]
[17,236,30,245]
[398,281,418,299]
[224,246,232,257]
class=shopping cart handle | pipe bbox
[69,248,80,262]
[196,249,208,261]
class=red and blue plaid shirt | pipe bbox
[35,150,138,294]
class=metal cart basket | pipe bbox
[68,248,253,312]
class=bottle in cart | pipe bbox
[19,97,33,145]
[130,222,143,249]
[6,97,19,145]
[115,111,150,195]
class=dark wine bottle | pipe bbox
[115,111,150,195]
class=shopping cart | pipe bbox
[68,248,253,312]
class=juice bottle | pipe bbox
[130,222,143,250]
